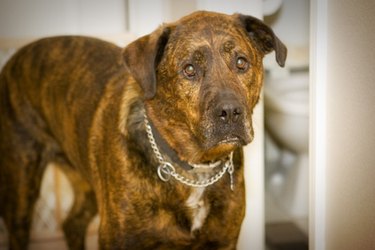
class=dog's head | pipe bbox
[123,11,286,163]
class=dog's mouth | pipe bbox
[196,129,253,163]
[217,135,246,146]
[215,132,253,150]
[207,125,253,148]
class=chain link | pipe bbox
[144,113,234,190]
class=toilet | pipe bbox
[264,70,309,219]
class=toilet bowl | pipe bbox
[264,71,309,218]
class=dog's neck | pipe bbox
[126,100,193,170]
[143,113,194,171]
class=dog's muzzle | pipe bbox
[205,90,252,147]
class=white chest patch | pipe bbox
[186,187,209,233]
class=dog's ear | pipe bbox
[123,26,171,99]
[237,14,287,67]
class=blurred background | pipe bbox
[1,0,375,250]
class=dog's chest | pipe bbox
[185,187,209,233]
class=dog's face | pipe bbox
[124,11,286,163]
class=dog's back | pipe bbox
[0,36,127,166]
[0,36,126,249]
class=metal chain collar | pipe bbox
[144,113,235,190]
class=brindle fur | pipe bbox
[0,11,286,249]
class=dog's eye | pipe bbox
[183,64,196,78]
[236,57,249,71]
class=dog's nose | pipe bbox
[216,98,243,124]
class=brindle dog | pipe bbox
[0,11,286,249]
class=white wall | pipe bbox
[311,0,375,249]
[0,0,126,38]
[127,0,197,37]
[267,0,309,47]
